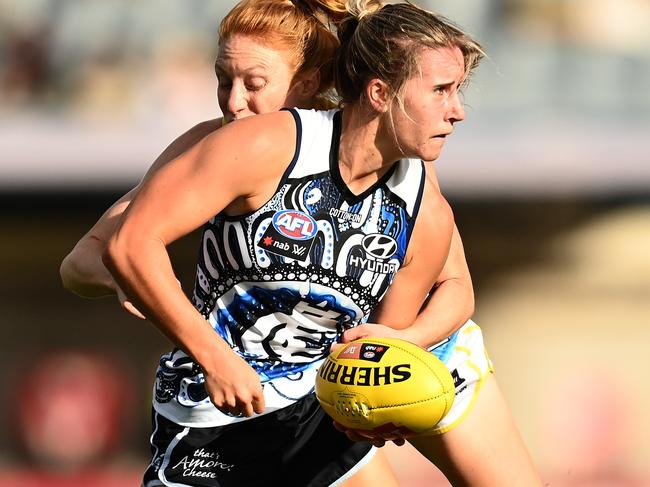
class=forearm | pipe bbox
[401,276,474,347]
[60,121,220,300]
[60,235,118,297]
[402,224,474,347]
[103,234,229,369]
[60,194,134,298]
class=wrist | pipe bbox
[191,326,237,374]
[399,326,430,349]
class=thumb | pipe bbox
[116,286,146,320]
[330,324,374,353]
[341,325,372,344]
[123,300,146,320]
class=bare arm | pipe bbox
[366,182,455,340]
[60,190,135,298]
[417,164,474,338]
[414,224,474,342]
[59,119,222,303]
[340,165,474,348]
[103,112,295,416]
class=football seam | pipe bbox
[370,392,453,410]
[316,391,452,410]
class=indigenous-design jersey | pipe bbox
[153,109,426,426]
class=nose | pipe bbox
[446,90,465,124]
[226,82,247,120]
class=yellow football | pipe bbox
[315,337,455,435]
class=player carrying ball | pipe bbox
[63,1,543,485]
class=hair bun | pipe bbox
[347,0,383,20]
[337,15,359,43]
[337,0,383,42]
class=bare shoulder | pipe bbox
[162,117,223,160]
[209,111,294,146]
[424,163,441,191]
[202,112,295,158]
[190,111,299,196]
[142,118,223,184]
[404,176,454,265]
[419,176,454,235]
[184,118,223,140]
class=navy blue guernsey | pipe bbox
[153,109,426,427]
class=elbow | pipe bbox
[59,249,96,297]
[457,276,475,323]
[61,237,114,298]
[59,253,77,292]
[464,293,476,323]
[102,230,150,286]
[102,235,126,281]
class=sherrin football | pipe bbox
[315,337,455,435]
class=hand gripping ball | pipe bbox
[315,337,455,436]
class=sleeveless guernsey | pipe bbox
[152,108,426,427]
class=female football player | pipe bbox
[63,1,541,485]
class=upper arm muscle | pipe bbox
[114,112,296,247]
[370,182,454,328]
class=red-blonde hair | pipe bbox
[219,0,348,103]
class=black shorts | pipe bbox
[143,393,373,487]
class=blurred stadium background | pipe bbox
[0,0,648,485]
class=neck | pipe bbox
[338,105,402,193]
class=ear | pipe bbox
[366,79,391,113]
[291,69,321,103]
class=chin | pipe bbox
[412,139,444,162]
[419,149,442,162]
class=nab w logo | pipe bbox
[272,210,317,240]
[362,234,398,259]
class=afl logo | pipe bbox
[362,234,398,259]
[272,210,317,240]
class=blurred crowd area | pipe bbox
[2,0,650,120]
[0,0,228,121]
[1,0,649,193]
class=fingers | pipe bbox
[237,388,265,417]
[341,325,371,343]
[353,431,386,447]
[211,384,265,418]
[204,354,265,418]
[333,421,406,447]
[218,396,250,418]
[252,392,266,414]
[333,422,384,445]
[116,285,146,319]
[330,326,372,352]
[123,300,146,319]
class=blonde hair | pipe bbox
[335,1,485,105]
[219,0,348,104]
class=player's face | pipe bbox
[391,46,467,162]
[216,34,302,121]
